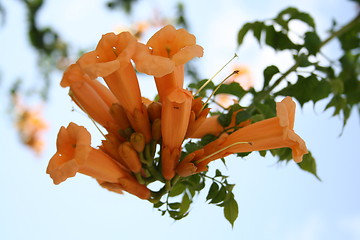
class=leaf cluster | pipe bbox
[237,7,360,127]
[153,174,206,220]
[203,170,238,227]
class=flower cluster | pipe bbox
[47,25,308,204]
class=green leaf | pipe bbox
[169,183,186,197]
[215,169,222,177]
[237,22,252,45]
[338,20,360,51]
[185,141,201,154]
[264,25,299,51]
[265,25,276,48]
[330,78,344,94]
[215,82,247,99]
[252,21,265,43]
[296,54,312,67]
[217,109,233,127]
[263,65,280,88]
[226,184,235,192]
[200,134,217,145]
[276,7,315,29]
[236,152,251,158]
[277,75,331,106]
[254,101,276,118]
[297,152,321,180]
[188,79,215,92]
[153,201,164,208]
[206,182,219,201]
[179,193,191,215]
[210,186,227,204]
[169,202,181,209]
[304,31,321,55]
[235,110,251,125]
[223,194,239,227]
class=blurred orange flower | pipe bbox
[13,95,48,154]
[216,65,253,108]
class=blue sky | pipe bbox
[1,0,359,239]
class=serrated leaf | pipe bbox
[304,31,321,55]
[224,195,239,227]
[215,169,222,177]
[235,110,251,125]
[277,75,331,106]
[297,152,320,180]
[263,65,280,88]
[206,182,219,201]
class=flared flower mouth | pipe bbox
[46,122,91,184]
[147,25,203,63]
[134,25,204,78]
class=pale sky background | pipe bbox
[0,0,359,240]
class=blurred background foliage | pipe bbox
[0,0,359,225]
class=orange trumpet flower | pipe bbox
[78,32,152,142]
[61,64,120,131]
[176,97,308,177]
[136,25,204,101]
[161,88,193,180]
[47,122,150,199]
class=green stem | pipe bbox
[247,13,360,113]
[201,173,225,186]
[147,164,165,183]
[320,14,360,48]
[135,172,145,184]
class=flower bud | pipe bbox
[118,142,142,173]
[110,103,131,129]
[151,118,162,141]
[119,127,134,139]
[147,101,162,122]
[130,132,145,152]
